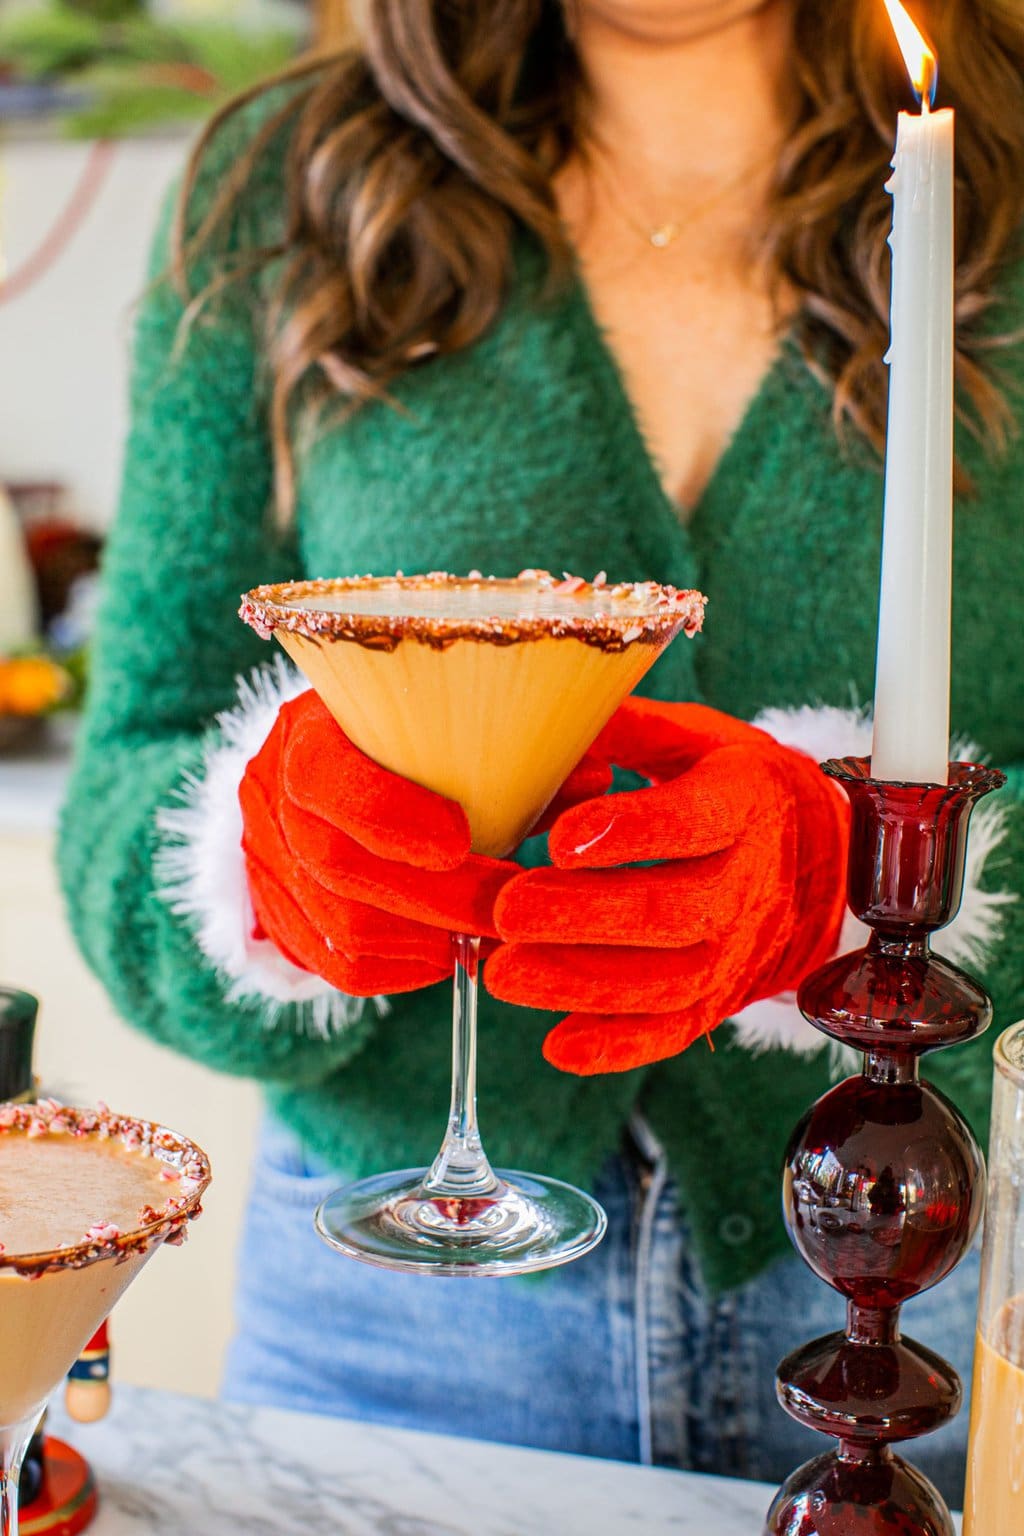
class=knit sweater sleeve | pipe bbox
[921,763,1024,1143]
[921,261,1024,1137]
[58,101,374,1085]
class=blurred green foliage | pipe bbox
[66,0,146,19]
[0,1,300,136]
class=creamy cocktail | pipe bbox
[964,1021,1024,1534]
[0,1101,210,1534]
[964,1297,1024,1531]
[241,570,704,1274]
[242,572,705,857]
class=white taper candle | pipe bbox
[871,85,955,785]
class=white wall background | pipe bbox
[0,136,189,529]
[0,136,265,1398]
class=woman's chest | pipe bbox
[573,248,787,514]
[296,299,703,702]
[294,303,1024,759]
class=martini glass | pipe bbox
[0,1101,211,1535]
[241,571,704,1275]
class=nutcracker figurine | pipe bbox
[0,988,107,1534]
[64,1326,111,1426]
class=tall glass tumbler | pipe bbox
[964,1020,1024,1533]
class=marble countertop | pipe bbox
[49,1385,778,1535]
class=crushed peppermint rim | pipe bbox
[240,572,707,653]
[0,1101,211,1276]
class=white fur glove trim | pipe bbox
[731,705,1015,1064]
[155,658,384,1037]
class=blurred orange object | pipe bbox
[0,656,69,717]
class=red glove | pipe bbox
[485,699,850,1074]
[239,691,524,995]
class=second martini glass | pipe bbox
[241,571,704,1275]
[0,1101,210,1535]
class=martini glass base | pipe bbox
[315,1167,608,1276]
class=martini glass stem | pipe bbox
[0,1416,38,1536]
[423,933,501,1200]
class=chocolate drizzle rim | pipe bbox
[240,572,707,654]
[0,1101,211,1277]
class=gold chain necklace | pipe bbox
[585,139,780,251]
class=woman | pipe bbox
[59,0,1024,1500]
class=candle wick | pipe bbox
[918,54,938,113]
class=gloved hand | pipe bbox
[239,690,523,996]
[485,698,850,1074]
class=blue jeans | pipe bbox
[223,1115,979,1504]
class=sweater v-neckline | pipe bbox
[561,265,799,567]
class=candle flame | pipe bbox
[882,0,938,105]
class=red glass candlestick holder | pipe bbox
[764,756,1006,1536]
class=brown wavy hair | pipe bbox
[174,0,1024,518]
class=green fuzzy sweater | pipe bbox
[59,91,1024,1294]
